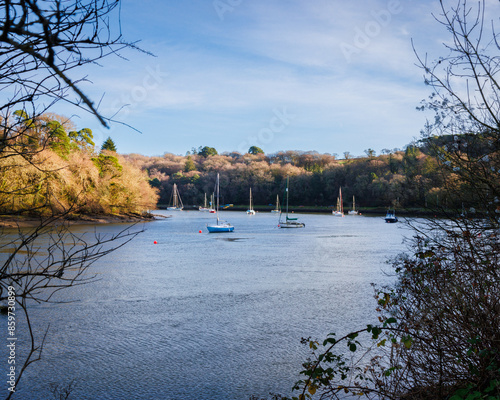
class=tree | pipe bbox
[281,1,500,399]
[364,148,376,158]
[184,156,196,172]
[248,145,265,155]
[0,0,138,128]
[0,1,145,397]
[69,128,95,153]
[198,146,218,157]
[101,137,117,153]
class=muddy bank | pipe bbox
[0,212,168,229]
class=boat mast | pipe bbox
[249,188,253,211]
[216,173,220,225]
[173,184,177,208]
[339,187,343,214]
[286,176,289,219]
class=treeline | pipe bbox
[124,144,449,210]
[0,112,158,216]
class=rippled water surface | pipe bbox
[1,211,412,400]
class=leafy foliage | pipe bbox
[101,137,117,152]
[0,113,158,216]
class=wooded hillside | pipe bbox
[0,112,158,217]
[123,145,451,210]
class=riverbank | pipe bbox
[159,204,450,218]
[0,212,164,229]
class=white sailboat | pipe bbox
[199,193,210,211]
[246,188,256,215]
[271,195,280,213]
[167,183,183,211]
[332,187,344,217]
[209,193,216,213]
[207,173,234,233]
[278,176,305,228]
[348,195,359,215]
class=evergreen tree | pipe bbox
[101,136,117,152]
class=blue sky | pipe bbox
[57,0,497,156]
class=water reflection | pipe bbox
[0,212,411,399]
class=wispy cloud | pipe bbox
[45,0,466,156]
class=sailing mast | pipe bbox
[216,174,220,225]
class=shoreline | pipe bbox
[0,212,166,229]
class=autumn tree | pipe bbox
[0,1,147,398]
[283,1,500,400]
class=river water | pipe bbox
[1,211,412,400]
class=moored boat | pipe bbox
[278,176,305,228]
[167,183,183,211]
[332,188,344,217]
[207,173,234,233]
[246,188,256,215]
[385,209,398,223]
[348,195,359,215]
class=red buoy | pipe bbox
[154,240,157,244]
[199,230,202,233]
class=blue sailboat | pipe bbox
[207,173,234,233]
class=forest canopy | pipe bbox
[0,112,158,217]
[126,142,460,211]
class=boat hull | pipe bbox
[385,217,398,223]
[207,225,235,233]
[278,222,305,228]
[167,207,183,211]
[246,210,256,215]
[270,210,280,213]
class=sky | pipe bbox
[54,0,497,157]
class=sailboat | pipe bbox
[348,195,359,215]
[199,193,210,211]
[278,176,305,228]
[246,188,256,215]
[332,187,344,217]
[207,173,234,233]
[271,195,280,213]
[167,183,183,211]
[209,193,216,213]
